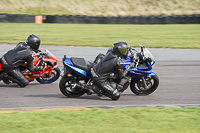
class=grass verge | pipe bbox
[0,23,200,49]
[0,107,199,133]
[0,0,199,16]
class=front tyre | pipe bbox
[36,67,60,84]
[59,75,86,97]
[130,75,159,95]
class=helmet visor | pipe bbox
[119,48,128,55]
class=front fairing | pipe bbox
[122,55,152,71]
[128,64,152,78]
[121,47,154,78]
[37,48,58,68]
[121,58,152,78]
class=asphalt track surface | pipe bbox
[0,44,200,110]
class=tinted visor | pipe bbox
[119,48,127,55]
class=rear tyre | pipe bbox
[59,75,86,97]
[130,75,159,95]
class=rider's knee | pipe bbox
[20,79,29,87]
[111,91,120,100]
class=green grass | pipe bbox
[0,0,200,16]
[0,23,200,49]
[0,107,199,133]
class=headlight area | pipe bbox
[146,57,155,68]
[151,60,155,68]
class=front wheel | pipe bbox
[59,75,86,97]
[130,75,159,95]
[36,67,60,84]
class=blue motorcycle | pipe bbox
[59,45,159,98]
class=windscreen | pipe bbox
[143,47,154,61]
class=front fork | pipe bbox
[140,74,152,90]
[140,71,156,90]
[141,76,148,90]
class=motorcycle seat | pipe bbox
[70,57,92,73]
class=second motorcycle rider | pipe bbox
[0,34,44,87]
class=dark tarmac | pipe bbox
[0,44,200,109]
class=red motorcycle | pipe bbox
[0,48,60,84]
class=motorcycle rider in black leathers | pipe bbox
[0,34,44,87]
[91,41,132,100]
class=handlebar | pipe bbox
[129,48,139,61]
[127,47,140,69]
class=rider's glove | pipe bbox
[119,65,131,78]
[129,62,135,68]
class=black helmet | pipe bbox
[26,34,40,50]
[113,41,130,59]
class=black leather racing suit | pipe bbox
[1,42,42,87]
[91,48,126,100]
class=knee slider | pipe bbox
[22,80,29,87]
[112,90,120,100]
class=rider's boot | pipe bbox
[100,81,120,100]
[3,73,25,87]
[0,73,3,80]
[103,90,120,100]
[0,73,11,84]
[3,79,11,84]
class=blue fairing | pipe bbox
[122,57,152,71]
[122,57,132,69]
[149,71,156,77]
[63,58,91,77]
[131,71,156,82]
[122,56,156,80]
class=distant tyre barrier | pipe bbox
[0,14,199,24]
[0,14,34,23]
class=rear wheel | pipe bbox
[59,75,86,97]
[130,75,159,95]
